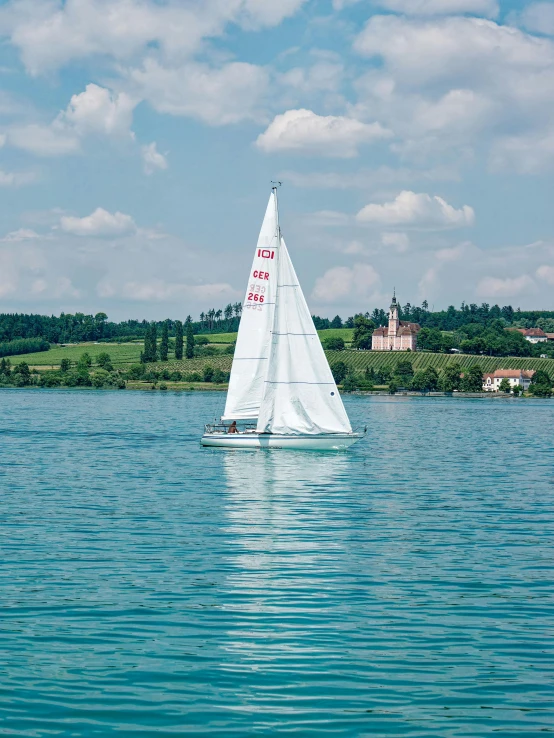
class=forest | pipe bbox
[1,300,554,359]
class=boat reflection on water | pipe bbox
[219,450,356,666]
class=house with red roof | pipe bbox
[482,369,535,392]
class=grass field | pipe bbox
[11,342,143,367]
[197,328,354,344]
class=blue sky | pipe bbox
[0,0,553,320]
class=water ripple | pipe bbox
[0,389,553,736]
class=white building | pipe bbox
[371,294,420,351]
[514,328,548,344]
[482,369,535,392]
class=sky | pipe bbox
[0,0,553,321]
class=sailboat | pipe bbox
[201,187,365,451]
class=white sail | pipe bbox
[222,193,279,420]
[256,238,352,435]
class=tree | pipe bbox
[159,321,169,362]
[96,352,113,371]
[411,367,439,392]
[331,361,349,384]
[186,319,195,359]
[175,320,183,360]
[388,378,399,394]
[342,374,358,392]
[439,363,462,392]
[11,361,32,386]
[324,336,345,351]
[143,322,158,362]
[203,365,214,382]
[418,327,443,352]
[60,358,72,373]
[499,377,512,393]
[395,360,414,385]
[512,384,522,396]
[529,370,552,397]
[461,365,483,392]
[331,315,343,328]
[77,352,92,370]
[352,315,375,350]
[94,312,108,338]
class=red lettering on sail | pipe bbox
[252,270,269,280]
[257,249,275,259]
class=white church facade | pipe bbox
[372,294,421,351]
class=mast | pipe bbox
[271,181,282,310]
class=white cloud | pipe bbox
[129,59,268,125]
[312,263,380,303]
[8,123,80,156]
[306,210,350,226]
[536,265,554,285]
[356,191,475,229]
[490,127,554,173]
[256,108,391,157]
[7,83,136,156]
[518,3,554,36]
[382,232,410,252]
[354,16,554,86]
[141,142,168,175]
[374,0,499,16]
[60,208,137,236]
[61,83,136,138]
[351,15,554,164]
[0,228,40,242]
[0,169,36,186]
[278,60,344,94]
[476,275,536,298]
[114,279,239,302]
[0,0,308,75]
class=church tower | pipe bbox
[388,292,400,346]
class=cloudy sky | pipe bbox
[1,0,553,320]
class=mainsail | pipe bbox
[222,193,279,420]
[256,238,352,435]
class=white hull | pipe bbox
[201,432,364,450]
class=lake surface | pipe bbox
[1,389,553,736]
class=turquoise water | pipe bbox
[1,389,553,736]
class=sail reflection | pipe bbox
[220,451,356,664]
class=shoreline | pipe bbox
[0,383,548,398]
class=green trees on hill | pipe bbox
[529,370,553,397]
[174,321,183,360]
[142,323,158,363]
[186,318,195,360]
[159,321,169,362]
[352,315,375,350]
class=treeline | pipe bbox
[2,300,554,347]
[0,338,49,358]
[0,353,230,389]
[314,302,554,331]
[330,359,553,397]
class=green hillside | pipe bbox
[9,340,552,376]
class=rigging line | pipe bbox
[272,332,317,336]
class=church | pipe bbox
[372,294,421,351]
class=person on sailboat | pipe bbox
[228,421,238,434]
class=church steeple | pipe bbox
[388,290,399,340]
